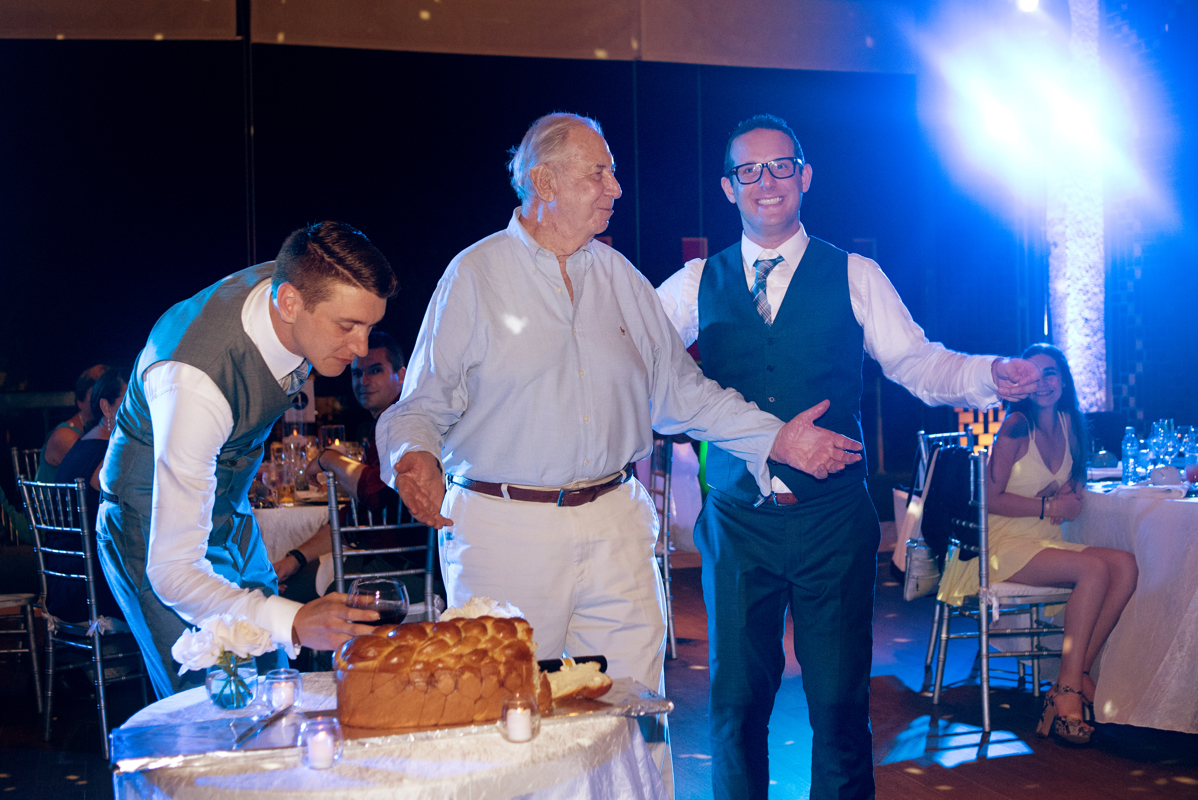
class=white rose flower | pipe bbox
[225,616,276,659]
[172,614,276,674]
[171,628,222,675]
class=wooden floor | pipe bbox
[1,549,1196,799]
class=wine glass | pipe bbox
[347,577,409,626]
[1148,422,1171,468]
[1181,426,1198,457]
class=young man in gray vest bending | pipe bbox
[656,115,1041,800]
[98,222,397,698]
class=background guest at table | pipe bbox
[48,368,127,622]
[304,329,406,521]
[939,343,1138,746]
[97,222,398,698]
[275,330,409,601]
[34,363,110,482]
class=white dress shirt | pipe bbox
[656,226,1001,493]
[133,279,305,653]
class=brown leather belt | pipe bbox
[448,467,633,507]
[770,493,799,506]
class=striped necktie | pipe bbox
[282,360,311,395]
[752,254,784,326]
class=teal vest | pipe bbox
[103,262,294,593]
[697,238,865,503]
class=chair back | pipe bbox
[11,447,41,482]
[645,436,673,532]
[915,429,975,488]
[325,472,437,621]
[19,479,100,625]
[920,445,979,564]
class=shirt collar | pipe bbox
[739,224,809,271]
[507,208,595,269]
[243,279,305,382]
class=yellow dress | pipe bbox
[937,414,1088,607]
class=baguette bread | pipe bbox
[334,616,553,729]
[547,659,613,700]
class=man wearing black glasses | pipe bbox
[656,114,1041,800]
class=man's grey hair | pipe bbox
[507,113,604,204]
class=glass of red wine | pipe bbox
[347,577,409,626]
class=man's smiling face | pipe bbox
[721,127,812,249]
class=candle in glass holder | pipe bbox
[300,718,343,769]
[499,694,540,743]
[264,668,302,712]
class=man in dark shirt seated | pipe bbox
[312,330,405,520]
[273,331,406,597]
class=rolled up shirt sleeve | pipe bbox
[142,361,302,656]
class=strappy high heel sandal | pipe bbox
[1036,684,1094,745]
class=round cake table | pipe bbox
[112,671,667,799]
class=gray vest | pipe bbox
[697,238,865,503]
[103,262,295,591]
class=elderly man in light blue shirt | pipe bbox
[376,112,859,794]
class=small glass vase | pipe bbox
[205,656,258,709]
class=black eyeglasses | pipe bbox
[726,157,803,185]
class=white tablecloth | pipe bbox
[1062,488,1198,733]
[113,672,667,799]
[253,505,329,564]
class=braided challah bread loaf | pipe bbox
[334,616,553,729]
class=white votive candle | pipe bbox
[271,681,295,710]
[506,707,533,742]
[307,731,336,769]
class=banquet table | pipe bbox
[1061,485,1198,733]
[112,672,668,799]
[253,502,329,564]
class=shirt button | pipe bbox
[768,397,776,403]
[767,365,775,372]
[584,459,590,466]
[584,416,589,422]
[579,370,584,377]
[767,337,775,345]
[557,287,562,293]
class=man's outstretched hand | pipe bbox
[992,357,1042,401]
[393,451,453,528]
[769,399,863,480]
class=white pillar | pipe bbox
[1046,0,1107,411]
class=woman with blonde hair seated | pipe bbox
[939,344,1137,745]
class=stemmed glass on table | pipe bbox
[1149,420,1179,469]
[347,577,410,626]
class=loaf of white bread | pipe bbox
[547,659,613,700]
[334,616,553,729]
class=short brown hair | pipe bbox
[724,114,805,175]
[367,330,406,371]
[272,222,398,307]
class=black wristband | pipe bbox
[1040,497,1046,520]
[287,549,308,570]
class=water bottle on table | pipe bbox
[1121,426,1137,485]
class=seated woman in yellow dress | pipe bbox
[938,344,1138,745]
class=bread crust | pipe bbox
[335,616,553,729]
